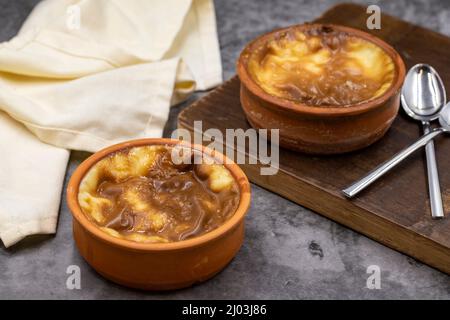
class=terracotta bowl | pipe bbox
[67,138,251,290]
[237,23,406,154]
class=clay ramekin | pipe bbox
[67,138,251,290]
[237,23,406,154]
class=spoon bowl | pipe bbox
[401,64,446,120]
[439,103,450,129]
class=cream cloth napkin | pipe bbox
[0,0,222,247]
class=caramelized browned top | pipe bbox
[248,26,396,106]
[78,146,240,243]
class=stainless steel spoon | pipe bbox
[342,102,450,215]
[401,64,446,219]
[342,64,446,213]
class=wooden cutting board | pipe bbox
[178,3,450,274]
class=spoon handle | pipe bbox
[342,128,446,198]
[423,122,444,219]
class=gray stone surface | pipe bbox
[1,0,450,299]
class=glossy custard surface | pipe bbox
[78,145,240,243]
[248,27,396,106]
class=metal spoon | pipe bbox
[342,64,446,210]
[401,64,446,219]
[342,102,450,215]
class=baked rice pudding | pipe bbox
[78,145,240,243]
[248,25,396,106]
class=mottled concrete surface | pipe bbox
[1,0,450,299]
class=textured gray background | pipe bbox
[1,0,450,299]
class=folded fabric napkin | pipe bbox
[0,0,222,247]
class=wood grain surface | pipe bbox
[178,3,450,274]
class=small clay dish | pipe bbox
[237,23,406,154]
[67,138,251,290]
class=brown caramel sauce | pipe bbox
[78,146,240,243]
[248,26,396,106]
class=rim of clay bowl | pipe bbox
[67,138,251,252]
[237,23,406,117]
